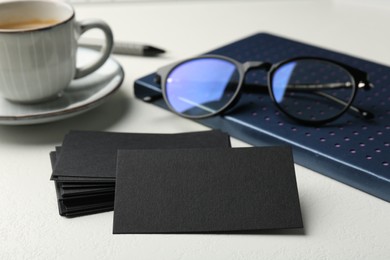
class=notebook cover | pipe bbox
[113,147,302,234]
[134,32,390,202]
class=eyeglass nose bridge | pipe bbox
[243,61,272,72]
[220,61,273,115]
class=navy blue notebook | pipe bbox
[134,32,390,202]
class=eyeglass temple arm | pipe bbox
[283,81,373,119]
[286,81,373,91]
[243,81,374,119]
[314,91,374,119]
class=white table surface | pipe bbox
[1,1,389,259]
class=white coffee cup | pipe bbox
[0,0,114,103]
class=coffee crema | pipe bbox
[0,19,59,30]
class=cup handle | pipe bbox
[74,19,114,79]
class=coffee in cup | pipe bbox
[0,19,60,30]
[0,0,114,103]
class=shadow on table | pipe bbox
[0,90,131,145]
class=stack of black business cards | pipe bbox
[50,129,303,233]
[50,130,231,217]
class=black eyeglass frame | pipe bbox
[156,54,373,126]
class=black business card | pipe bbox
[52,130,231,179]
[113,147,303,234]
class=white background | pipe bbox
[0,0,389,259]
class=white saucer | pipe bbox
[0,48,124,125]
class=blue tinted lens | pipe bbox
[272,59,354,122]
[165,58,240,117]
[272,62,297,103]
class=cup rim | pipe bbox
[0,0,75,33]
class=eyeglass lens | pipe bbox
[271,59,355,122]
[165,58,240,117]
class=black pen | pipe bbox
[79,38,166,57]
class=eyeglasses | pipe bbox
[154,55,374,125]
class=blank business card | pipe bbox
[52,130,231,179]
[113,146,303,234]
